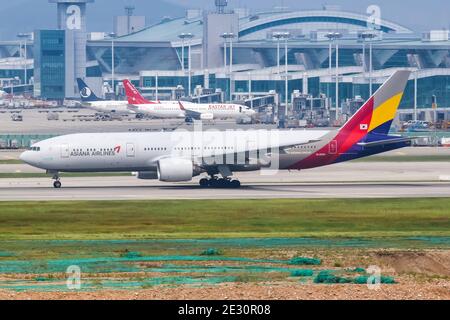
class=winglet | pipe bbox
[178,101,186,111]
[123,80,153,105]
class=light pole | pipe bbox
[17,33,31,85]
[414,70,418,121]
[248,72,253,110]
[284,32,290,117]
[180,37,185,72]
[220,32,236,101]
[272,32,290,117]
[272,32,285,74]
[108,32,116,99]
[361,32,377,96]
[223,38,227,72]
[325,32,342,121]
[179,33,194,96]
[155,72,159,101]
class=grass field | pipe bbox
[0,160,23,164]
[0,198,448,240]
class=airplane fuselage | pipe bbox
[21,130,330,173]
[20,129,410,176]
[131,102,255,120]
[82,100,132,115]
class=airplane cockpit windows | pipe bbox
[29,147,41,152]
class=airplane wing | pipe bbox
[178,101,203,120]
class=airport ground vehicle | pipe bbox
[21,71,415,189]
[11,114,23,121]
[47,113,59,121]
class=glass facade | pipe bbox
[142,75,204,96]
[321,75,450,109]
[0,69,33,85]
[402,76,450,109]
[34,30,66,99]
[234,78,303,102]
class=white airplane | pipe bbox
[76,78,132,115]
[21,71,414,189]
[123,80,256,121]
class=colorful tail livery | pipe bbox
[76,78,103,102]
[290,70,412,169]
[123,80,155,105]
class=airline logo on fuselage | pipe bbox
[70,145,121,157]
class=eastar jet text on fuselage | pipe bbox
[22,71,414,189]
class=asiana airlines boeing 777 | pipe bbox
[21,71,414,189]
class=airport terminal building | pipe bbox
[0,0,449,121]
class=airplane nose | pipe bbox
[20,151,32,164]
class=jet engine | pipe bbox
[157,158,194,182]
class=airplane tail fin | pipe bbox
[76,78,102,102]
[340,70,411,136]
[123,80,153,105]
[289,70,412,170]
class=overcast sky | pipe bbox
[0,0,448,40]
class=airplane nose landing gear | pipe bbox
[51,173,62,189]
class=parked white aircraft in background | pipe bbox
[76,78,132,115]
[21,71,414,189]
[123,80,256,121]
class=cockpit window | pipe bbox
[29,147,41,152]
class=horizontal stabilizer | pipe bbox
[357,136,417,148]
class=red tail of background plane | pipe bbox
[123,80,154,105]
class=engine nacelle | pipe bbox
[200,113,214,120]
[135,171,158,180]
[157,158,193,182]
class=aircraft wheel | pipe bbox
[53,180,62,189]
[230,180,241,189]
[199,178,209,188]
[218,179,229,188]
[209,179,219,188]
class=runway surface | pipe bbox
[1,177,449,201]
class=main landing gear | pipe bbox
[199,177,241,189]
[52,173,62,189]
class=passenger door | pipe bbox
[61,144,69,158]
[126,143,135,158]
